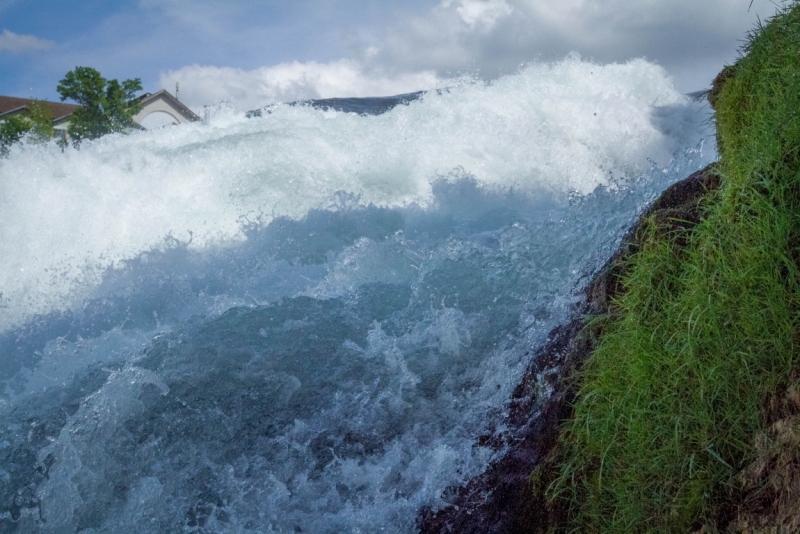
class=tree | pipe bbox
[0,101,60,157]
[26,100,55,145]
[57,66,143,146]
[0,115,31,157]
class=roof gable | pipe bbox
[138,90,200,122]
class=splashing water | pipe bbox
[0,57,713,532]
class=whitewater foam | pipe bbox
[0,57,705,332]
[0,56,715,533]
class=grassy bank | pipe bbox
[546,3,800,531]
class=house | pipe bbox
[0,88,200,133]
[134,89,201,128]
[0,96,79,134]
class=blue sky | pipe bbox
[0,0,787,112]
[0,0,423,94]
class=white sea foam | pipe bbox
[0,56,702,332]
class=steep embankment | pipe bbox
[547,3,800,532]
[421,2,800,532]
[418,164,721,534]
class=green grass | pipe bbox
[548,3,800,531]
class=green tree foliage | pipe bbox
[57,66,142,146]
[26,100,55,144]
[0,115,31,157]
[0,100,60,157]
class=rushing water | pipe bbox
[0,57,713,533]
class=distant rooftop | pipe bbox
[0,96,79,121]
[0,90,201,130]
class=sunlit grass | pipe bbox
[548,3,800,531]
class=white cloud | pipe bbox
[0,28,53,52]
[159,60,441,112]
[367,0,785,92]
[449,0,514,32]
[147,0,782,110]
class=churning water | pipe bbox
[0,57,713,533]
